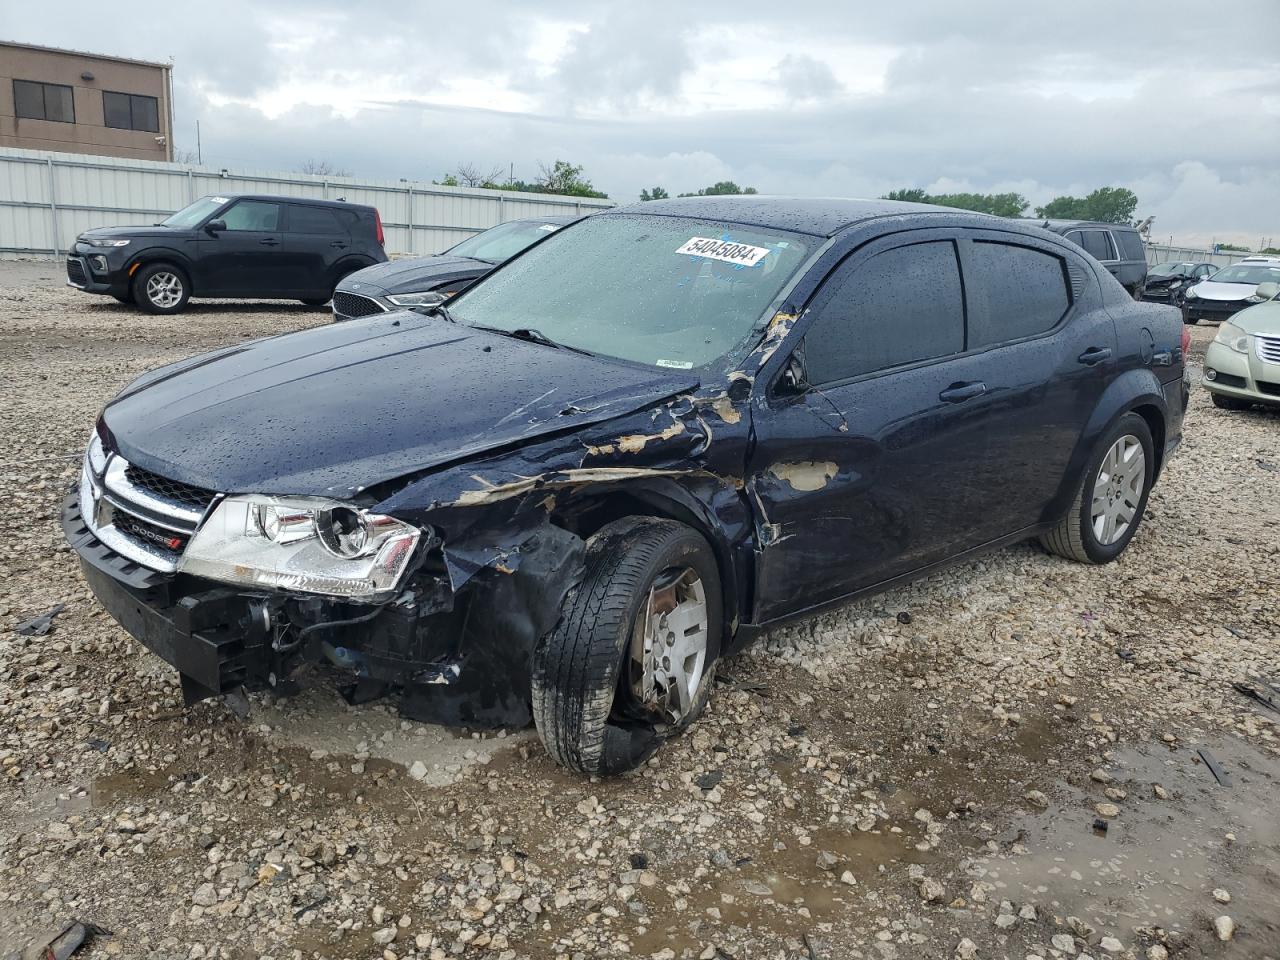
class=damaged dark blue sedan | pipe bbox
[64,197,1189,775]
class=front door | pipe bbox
[195,199,284,295]
[746,233,993,621]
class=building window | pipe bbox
[102,91,160,133]
[13,79,75,123]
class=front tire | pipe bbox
[300,297,330,307]
[133,263,190,315]
[1041,412,1154,565]
[532,517,722,776]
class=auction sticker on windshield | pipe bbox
[677,237,771,267]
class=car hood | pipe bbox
[337,255,489,296]
[1145,274,1187,285]
[1231,301,1280,334]
[78,224,183,242]
[101,315,698,499]
[1191,280,1259,301]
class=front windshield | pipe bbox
[1207,263,1280,285]
[448,214,812,369]
[445,219,567,263]
[1149,262,1193,277]
[161,196,228,228]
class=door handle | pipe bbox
[1078,347,1112,365]
[259,238,280,246]
[939,381,987,403]
[330,241,348,249]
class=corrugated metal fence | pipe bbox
[0,146,614,259]
[1144,244,1253,269]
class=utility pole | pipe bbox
[196,120,202,165]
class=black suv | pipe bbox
[66,194,387,314]
[1039,220,1148,297]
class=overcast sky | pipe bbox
[4,0,1278,246]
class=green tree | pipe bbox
[677,181,759,197]
[881,188,1028,217]
[537,160,609,199]
[1216,242,1252,252]
[1259,246,1280,255]
[1034,187,1138,224]
[640,186,670,201]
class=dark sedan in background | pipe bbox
[1140,260,1217,305]
[331,215,575,320]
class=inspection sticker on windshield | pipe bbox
[656,358,694,369]
[677,237,771,267]
[210,196,230,204]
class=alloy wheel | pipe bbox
[1090,434,1146,546]
[629,567,709,724]
[146,271,184,309]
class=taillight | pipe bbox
[374,210,384,247]
[1181,325,1191,358]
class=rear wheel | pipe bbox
[1041,412,1154,565]
[532,517,722,776]
[133,263,190,314]
[1211,393,1249,411]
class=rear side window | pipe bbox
[221,200,280,231]
[966,242,1071,348]
[1078,230,1115,261]
[1115,229,1145,261]
[805,241,965,385]
[288,205,343,235]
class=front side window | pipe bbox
[287,205,342,235]
[803,241,965,385]
[161,196,228,228]
[449,214,811,370]
[103,91,160,132]
[966,241,1071,348]
[220,200,281,232]
[446,220,567,263]
[13,79,75,123]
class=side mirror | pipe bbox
[205,219,226,234]
[1255,281,1280,301]
[779,352,811,395]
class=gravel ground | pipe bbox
[1,259,1277,960]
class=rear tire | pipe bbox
[532,517,722,776]
[1211,393,1249,411]
[1041,412,1154,565]
[133,263,190,315]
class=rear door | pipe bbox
[955,230,1116,541]
[747,231,995,620]
[281,203,350,296]
[195,199,284,295]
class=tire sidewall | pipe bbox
[610,527,723,735]
[1077,413,1154,563]
[134,263,190,314]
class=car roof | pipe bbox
[213,194,375,211]
[601,195,975,238]
[1034,219,1138,232]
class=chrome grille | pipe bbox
[79,435,215,573]
[332,291,386,319]
[1256,335,1280,365]
[124,463,216,510]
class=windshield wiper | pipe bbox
[412,303,456,322]
[470,324,596,357]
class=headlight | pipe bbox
[181,495,422,600]
[84,238,131,248]
[1185,287,1198,299]
[1213,323,1250,354]
[386,290,448,307]
[1246,292,1268,303]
